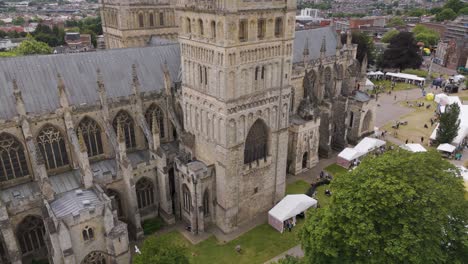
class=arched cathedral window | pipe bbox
[17,215,46,256]
[244,120,268,164]
[37,125,69,170]
[198,19,204,36]
[83,251,107,264]
[77,117,103,158]
[113,111,136,149]
[275,17,283,37]
[136,178,154,209]
[82,226,94,241]
[145,105,165,138]
[149,13,154,27]
[211,20,216,39]
[138,13,144,28]
[183,185,191,213]
[0,133,29,182]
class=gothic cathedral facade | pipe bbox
[0,1,375,263]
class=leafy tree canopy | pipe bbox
[12,16,25,26]
[436,103,461,144]
[387,17,405,27]
[406,8,426,17]
[412,25,440,46]
[435,8,458,21]
[133,236,189,264]
[443,0,467,13]
[458,6,468,15]
[15,38,52,55]
[381,29,399,43]
[301,151,468,264]
[381,31,422,70]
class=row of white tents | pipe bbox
[337,137,386,168]
[366,71,426,85]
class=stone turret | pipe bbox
[336,33,343,57]
[346,30,352,47]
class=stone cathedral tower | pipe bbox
[176,0,296,233]
[100,0,178,49]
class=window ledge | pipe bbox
[242,156,272,173]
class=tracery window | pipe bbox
[211,20,216,39]
[145,105,165,138]
[113,111,136,149]
[17,215,46,256]
[77,117,103,158]
[244,120,268,164]
[274,17,283,37]
[37,125,69,170]
[203,190,209,216]
[0,133,29,182]
[107,189,123,218]
[183,185,191,213]
[82,226,94,241]
[136,178,154,209]
[83,251,106,264]
[257,19,266,39]
[239,20,247,42]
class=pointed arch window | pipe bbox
[138,13,144,28]
[244,120,268,164]
[198,19,204,36]
[0,133,29,182]
[136,178,154,209]
[37,125,69,170]
[83,251,107,264]
[77,117,103,158]
[17,215,46,256]
[203,190,209,216]
[145,105,165,138]
[113,111,136,149]
[149,13,154,27]
[182,185,191,213]
[82,226,94,241]
[275,17,283,37]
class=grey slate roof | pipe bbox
[0,181,40,204]
[0,44,181,120]
[293,27,339,64]
[50,189,102,218]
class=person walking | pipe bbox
[421,136,424,144]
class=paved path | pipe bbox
[264,245,304,264]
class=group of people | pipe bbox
[283,219,294,232]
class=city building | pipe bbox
[0,1,374,263]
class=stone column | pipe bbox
[0,203,21,264]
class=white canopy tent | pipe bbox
[385,72,425,85]
[268,194,317,233]
[337,137,386,167]
[400,143,427,153]
[364,78,374,90]
[431,96,468,146]
[437,143,456,153]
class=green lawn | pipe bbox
[324,164,348,177]
[373,80,419,92]
[315,185,332,208]
[286,180,310,195]
[148,221,304,264]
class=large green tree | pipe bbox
[341,31,375,65]
[436,103,461,144]
[436,8,458,21]
[386,17,405,27]
[15,38,52,55]
[133,236,189,264]
[381,29,399,43]
[413,25,440,46]
[301,151,468,263]
[381,31,422,70]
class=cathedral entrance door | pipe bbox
[302,152,309,169]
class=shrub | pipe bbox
[142,217,165,235]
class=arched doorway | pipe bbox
[16,215,47,259]
[82,251,107,264]
[302,152,308,169]
[362,111,372,133]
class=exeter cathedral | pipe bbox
[0,0,375,263]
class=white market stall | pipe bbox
[400,143,427,153]
[430,96,468,147]
[437,143,456,153]
[337,137,386,168]
[268,194,317,233]
[364,78,374,91]
[385,72,425,85]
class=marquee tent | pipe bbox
[437,143,456,153]
[385,72,425,85]
[268,194,317,233]
[364,78,374,90]
[400,143,427,153]
[431,97,468,146]
[337,137,386,168]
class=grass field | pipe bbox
[286,180,310,195]
[382,99,438,144]
[373,80,419,92]
[148,221,304,264]
[323,164,348,177]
